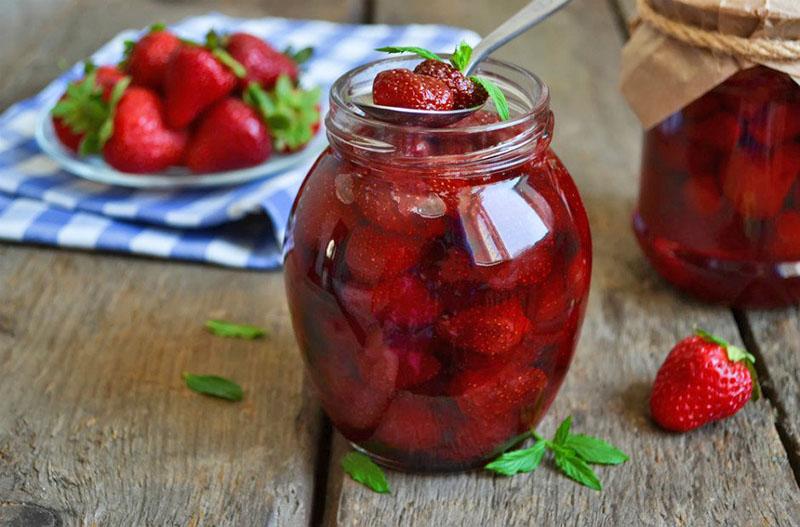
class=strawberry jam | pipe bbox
[635,66,800,307]
[284,57,591,471]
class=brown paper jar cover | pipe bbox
[621,0,800,129]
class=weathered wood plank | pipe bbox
[323,1,800,525]
[0,0,366,111]
[742,311,800,464]
[0,246,318,526]
[0,1,363,524]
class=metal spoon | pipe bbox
[354,0,573,127]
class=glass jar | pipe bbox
[634,66,800,307]
[283,56,592,472]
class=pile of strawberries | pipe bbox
[52,24,320,174]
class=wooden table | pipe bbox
[1,1,798,525]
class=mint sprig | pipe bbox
[182,373,244,401]
[375,46,444,62]
[485,416,628,491]
[375,42,510,120]
[695,329,761,401]
[341,452,390,494]
[205,319,267,339]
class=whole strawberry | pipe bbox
[184,98,271,173]
[373,69,454,111]
[414,59,487,110]
[103,87,188,173]
[650,330,760,432]
[125,24,181,90]
[226,32,302,90]
[163,37,243,128]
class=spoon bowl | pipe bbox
[353,94,481,127]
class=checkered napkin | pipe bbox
[0,13,478,269]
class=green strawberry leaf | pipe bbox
[341,452,390,494]
[553,416,572,446]
[284,45,314,65]
[212,48,247,79]
[695,328,760,400]
[563,434,629,465]
[96,76,131,149]
[149,22,167,33]
[554,450,602,491]
[246,77,321,152]
[182,373,244,401]
[470,75,510,120]
[485,440,547,476]
[205,319,267,340]
[449,41,473,73]
[375,46,443,62]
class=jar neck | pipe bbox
[325,57,553,177]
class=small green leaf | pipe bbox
[553,416,572,446]
[449,41,473,73]
[470,76,510,121]
[341,452,390,494]
[744,360,762,402]
[205,319,266,340]
[182,373,244,401]
[149,22,167,33]
[284,46,314,65]
[554,451,602,491]
[375,46,443,62]
[485,441,546,476]
[212,48,247,79]
[564,434,628,465]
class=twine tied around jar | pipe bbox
[636,0,800,62]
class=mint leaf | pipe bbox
[449,41,473,73]
[375,46,443,62]
[564,434,628,465]
[486,440,546,476]
[470,76,510,120]
[341,452,390,493]
[554,450,602,491]
[182,373,244,401]
[205,319,266,340]
[553,416,572,446]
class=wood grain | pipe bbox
[323,1,800,525]
[0,1,361,524]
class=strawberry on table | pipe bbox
[650,330,760,433]
[184,97,272,173]
[373,68,455,111]
[226,32,308,90]
[163,33,245,129]
[103,87,188,173]
[124,23,181,90]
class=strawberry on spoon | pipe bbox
[650,330,761,433]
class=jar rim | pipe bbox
[327,55,551,135]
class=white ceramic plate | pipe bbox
[34,103,328,189]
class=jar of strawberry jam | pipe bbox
[635,67,800,307]
[283,56,591,471]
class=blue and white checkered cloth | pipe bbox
[0,13,478,269]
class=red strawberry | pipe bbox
[439,411,518,462]
[395,347,441,389]
[164,45,238,128]
[103,87,188,173]
[125,27,181,90]
[650,330,759,432]
[51,66,127,153]
[371,275,440,328]
[720,144,800,219]
[450,361,547,419]
[682,175,723,217]
[437,299,530,356]
[344,226,424,285]
[767,212,800,259]
[485,236,556,290]
[370,392,452,451]
[226,32,299,90]
[413,59,487,110]
[373,69,455,111]
[528,275,572,334]
[353,176,446,238]
[686,112,742,151]
[184,98,271,173]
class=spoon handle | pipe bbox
[464,0,573,76]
